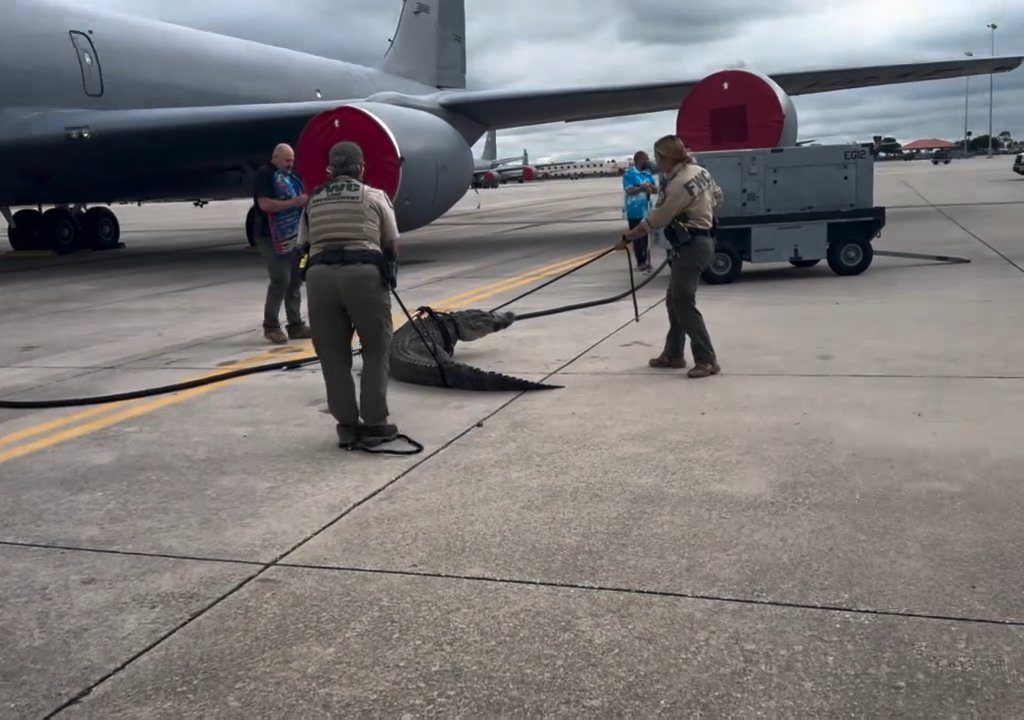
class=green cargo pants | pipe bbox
[306,263,393,432]
[663,235,717,365]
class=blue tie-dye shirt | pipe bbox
[267,170,304,254]
[622,166,656,220]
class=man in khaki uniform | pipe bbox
[299,141,400,448]
[617,134,722,379]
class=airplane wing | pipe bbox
[6,55,1020,202]
[438,56,1023,129]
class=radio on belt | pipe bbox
[678,143,886,284]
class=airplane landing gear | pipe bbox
[43,207,81,254]
[245,205,258,248]
[6,208,43,252]
[4,205,121,253]
[82,207,121,250]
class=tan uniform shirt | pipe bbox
[642,162,723,233]
[298,176,399,258]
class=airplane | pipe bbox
[1,0,1021,255]
[472,130,534,188]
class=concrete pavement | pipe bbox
[1,158,1022,717]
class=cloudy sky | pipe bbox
[81,0,1023,162]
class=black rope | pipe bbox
[626,248,640,323]
[0,357,319,409]
[0,247,656,409]
[514,256,669,321]
[347,433,424,456]
[489,247,616,312]
[389,289,451,389]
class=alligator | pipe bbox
[388,307,560,391]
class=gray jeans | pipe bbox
[257,234,303,331]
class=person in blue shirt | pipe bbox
[622,151,657,271]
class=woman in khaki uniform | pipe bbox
[616,135,722,379]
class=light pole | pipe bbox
[964,51,973,156]
[987,22,997,158]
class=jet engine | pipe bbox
[676,69,798,152]
[294,102,474,232]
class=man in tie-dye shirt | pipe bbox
[253,144,311,344]
[622,150,657,271]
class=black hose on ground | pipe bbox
[0,248,662,409]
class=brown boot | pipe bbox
[287,322,312,340]
[649,354,686,369]
[687,361,721,379]
[264,328,288,345]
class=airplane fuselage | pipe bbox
[1,0,437,205]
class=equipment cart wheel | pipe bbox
[827,234,873,276]
[702,245,743,284]
[789,259,820,268]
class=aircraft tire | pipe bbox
[42,208,81,255]
[83,207,121,251]
[8,209,43,251]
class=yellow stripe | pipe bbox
[0,403,126,449]
[431,251,600,309]
[0,351,308,465]
[0,249,608,464]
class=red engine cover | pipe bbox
[676,69,797,152]
[294,106,402,197]
[521,166,536,182]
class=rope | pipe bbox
[0,247,655,409]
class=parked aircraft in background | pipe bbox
[472,130,535,188]
[1,0,1021,254]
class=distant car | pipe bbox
[1013,153,1024,175]
[931,149,951,165]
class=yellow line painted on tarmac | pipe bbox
[428,251,598,309]
[0,403,128,449]
[432,251,602,310]
[0,346,311,451]
[0,349,309,466]
[0,249,607,465]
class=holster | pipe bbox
[663,220,712,258]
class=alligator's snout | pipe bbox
[453,309,516,341]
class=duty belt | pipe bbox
[308,248,395,288]
[664,223,712,248]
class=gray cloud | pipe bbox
[81,0,1024,160]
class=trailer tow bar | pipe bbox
[873,250,971,264]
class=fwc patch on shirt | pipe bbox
[316,179,366,204]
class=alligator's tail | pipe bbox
[391,359,560,391]
[448,363,562,392]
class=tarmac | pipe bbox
[1,157,1022,718]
